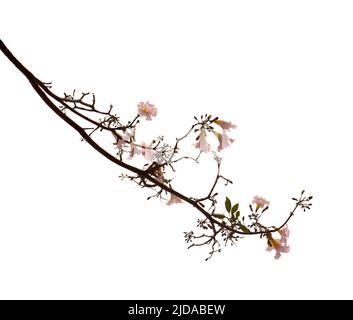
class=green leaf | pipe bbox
[212,213,226,219]
[231,210,240,221]
[235,211,240,220]
[239,224,250,233]
[231,203,239,214]
[225,197,232,213]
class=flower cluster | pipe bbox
[194,117,237,153]
[110,102,310,260]
[114,133,156,161]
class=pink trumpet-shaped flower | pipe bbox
[194,130,211,153]
[266,225,291,259]
[252,195,270,210]
[278,224,290,246]
[214,119,237,131]
[114,133,130,150]
[213,130,235,152]
[128,142,139,160]
[266,238,290,260]
[167,193,183,206]
[112,132,139,160]
[141,141,155,161]
[137,101,157,120]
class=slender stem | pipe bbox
[197,163,222,202]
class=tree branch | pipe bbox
[0,39,312,260]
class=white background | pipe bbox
[1,0,353,299]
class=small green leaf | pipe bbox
[239,224,250,233]
[231,203,239,214]
[212,213,226,219]
[231,210,240,221]
[225,197,232,213]
[235,211,240,220]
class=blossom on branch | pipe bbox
[214,119,237,130]
[252,195,270,210]
[194,130,211,153]
[167,193,183,206]
[113,133,130,150]
[128,141,139,160]
[266,237,290,260]
[266,225,291,259]
[213,130,235,152]
[141,141,155,161]
[278,224,290,246]
[137,101,157,120]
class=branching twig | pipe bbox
[0,39,313,261]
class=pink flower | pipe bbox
[112,132,140,159]
[141,142,155,161]
[128,142,139,160]
[155,175,165,184]
[137,101,157,120]
[213,130,235,152]
[252,195,270,210]
[266,238,290,260]
[278,225,290,246]
[194,130,211,153]
[266,225,291,259]
[167,193,183,206]
[113,133,130,150]
[214,119,237,131]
